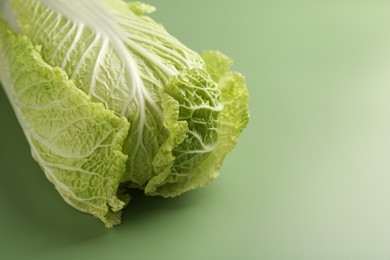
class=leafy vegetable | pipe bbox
[0,0,249,227]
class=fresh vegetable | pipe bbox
[0,0,249,227]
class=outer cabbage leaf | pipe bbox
[0,20,130,227]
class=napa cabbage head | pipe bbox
[0,0,249,227]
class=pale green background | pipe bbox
[1,0,390,259]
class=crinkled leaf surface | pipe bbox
[0,0,249,226]
[0,20,130,227]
